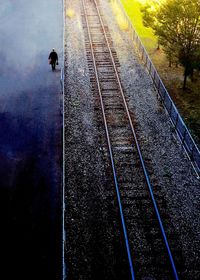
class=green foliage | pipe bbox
[141,0,200,88]
[140,1,159,29]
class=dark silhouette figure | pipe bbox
[48,48,58,71]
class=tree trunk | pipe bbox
[190,68,194,82]
[183,73,187,89]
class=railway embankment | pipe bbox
[64,0,200,279]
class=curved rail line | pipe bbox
[81,0,179,279]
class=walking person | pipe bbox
[48,48,58,71]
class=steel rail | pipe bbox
[62,0,66,278]
[82,0,135,279]
[92,1,179,279]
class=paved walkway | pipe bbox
[0,1,63,279]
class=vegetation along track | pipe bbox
[80,0,183,279]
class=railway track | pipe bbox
[81,0,180,279]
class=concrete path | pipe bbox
[0,1,63,279]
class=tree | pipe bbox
[140,1,161,49]
[141,0,200,89]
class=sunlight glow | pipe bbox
[66,8,75,18]
[110,2,128,30]
[137,0,162,6]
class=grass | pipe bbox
[120,0,158,52]
[119,0,200,146]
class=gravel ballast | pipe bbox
[64,1,131,279]
[64,0,200,279]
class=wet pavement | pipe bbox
[0,1,63,279]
